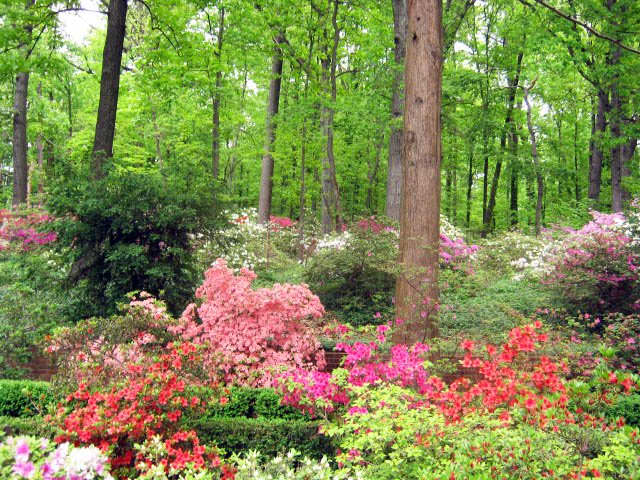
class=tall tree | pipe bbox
[92,0,128,179]
[393,0,442,344]
[258,33,284,223]
[385,0,407,221]
[10,0,35,207]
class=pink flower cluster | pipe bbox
[170,259,326,387]
[0,210,57,251]
[269,215,295,229]
[278,321,431,415]
[440,233,478,268]
[546,211,640,311]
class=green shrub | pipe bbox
[0,246,69,378]
[48,170,222,317]
[607,394,640,427]
[0,380,53,417]
[0,415,58,439]
[304,226,397,326]
[193,387,307,421]
[185,417,334,460]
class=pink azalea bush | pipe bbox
[545,211,640,313]
[169,259,326,387]
[0,209,57,252]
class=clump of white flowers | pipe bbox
[231,450,357,480]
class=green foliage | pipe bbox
[184,417,334,460]
[0,415,58,440]
[48,169,222,317]
[0,380,53,418]
[304,228,397,326]
[194,387,308,421]
[439,276,554,342]
[607,394,640,428]
[0,247,68,378]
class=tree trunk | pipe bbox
[574,116,580,202]
[482,49,523,236]
[610,45,623,212]
[524,85,543,236]
[12,71,30,208]
[393,0,442,344]
[92,0,128,179]
[466,142,474,228]
[588,89,607,203]
[258,34,284,224]
[321,0,342,233]
[385,0,407,221]
[509,107,520,225]
[211,7,225,180]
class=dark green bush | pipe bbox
[185,417,334,459]
[0,415,58,439]
[0,380,53,417]
[48,170,222,317]
[606,394,640,427]
[192,387,307,421]
[304,224,397,326]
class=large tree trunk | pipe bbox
[482,49,523,237]
[211,7,225,180]
[610,45,623,212]
[509,105,520,225]
[385,0,407,221]
[92,0,128,179]
[12,71,30,208]
[258,34,284,224]
[588,89,607,203]
[574,116,580,202]
[466,142,474,227]
[524,85,543,236]
[321,0,342,233]
[393,0,442,344]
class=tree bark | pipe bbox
[321,0,342,233]
[12,71,30,208]
[385,0,407,221]
[524,85,543,236]
[610,45,623,212]
[509,105,520,225]
[393,0,442,344]
[92,0,128,179]
[574,116,580,202]
[588,89,607,203]
[466,142,474,228]
[258,34,284,224]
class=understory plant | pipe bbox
[277,321,640,479]
[170,259,326,387]
[53,341,230,479]
[546,211,640,314]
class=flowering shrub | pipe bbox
[48,294,182,390]
[0,436,113,480]
[277,321,640,478]
[54,341,227,478]
[230,450,338,480]
[170,259,325,387]
[203,209,298,271]
[545,211,640,313]
[0,209,57,252]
